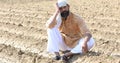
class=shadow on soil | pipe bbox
[67,51,101,63]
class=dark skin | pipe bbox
[47,3,92,59]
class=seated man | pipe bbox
[46,0,95,61]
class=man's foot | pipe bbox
[53,56,61,60]
[54,52,61,60]
[62,55,69,62]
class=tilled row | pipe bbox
[0,29,45,54]
[0,22,46,39]
[0,44,60,63]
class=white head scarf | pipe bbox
[57,0,68,7]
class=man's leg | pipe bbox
[62,38,95,60]
[47,28,63,60]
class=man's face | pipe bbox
[59,5,69,19]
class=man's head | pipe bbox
[57,0,70,19]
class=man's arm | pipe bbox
[82,32,92,53]
[78,17,92,53]
[84,32,92,43]
[46,12,58,28]
[46,3,60,29]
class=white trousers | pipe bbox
[47,27,95,54]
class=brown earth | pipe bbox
[0,0,120,63]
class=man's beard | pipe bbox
[61,10,69,20]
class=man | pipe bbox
[46,0,95,61]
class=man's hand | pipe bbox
[55,3,60,14]
[82,43,88,53]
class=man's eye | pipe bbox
[63,6,66,8]
[59,8,62,10]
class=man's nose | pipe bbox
[62,8,66,11]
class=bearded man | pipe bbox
[46,0,95,61]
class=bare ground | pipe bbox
[0,0,120,63]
